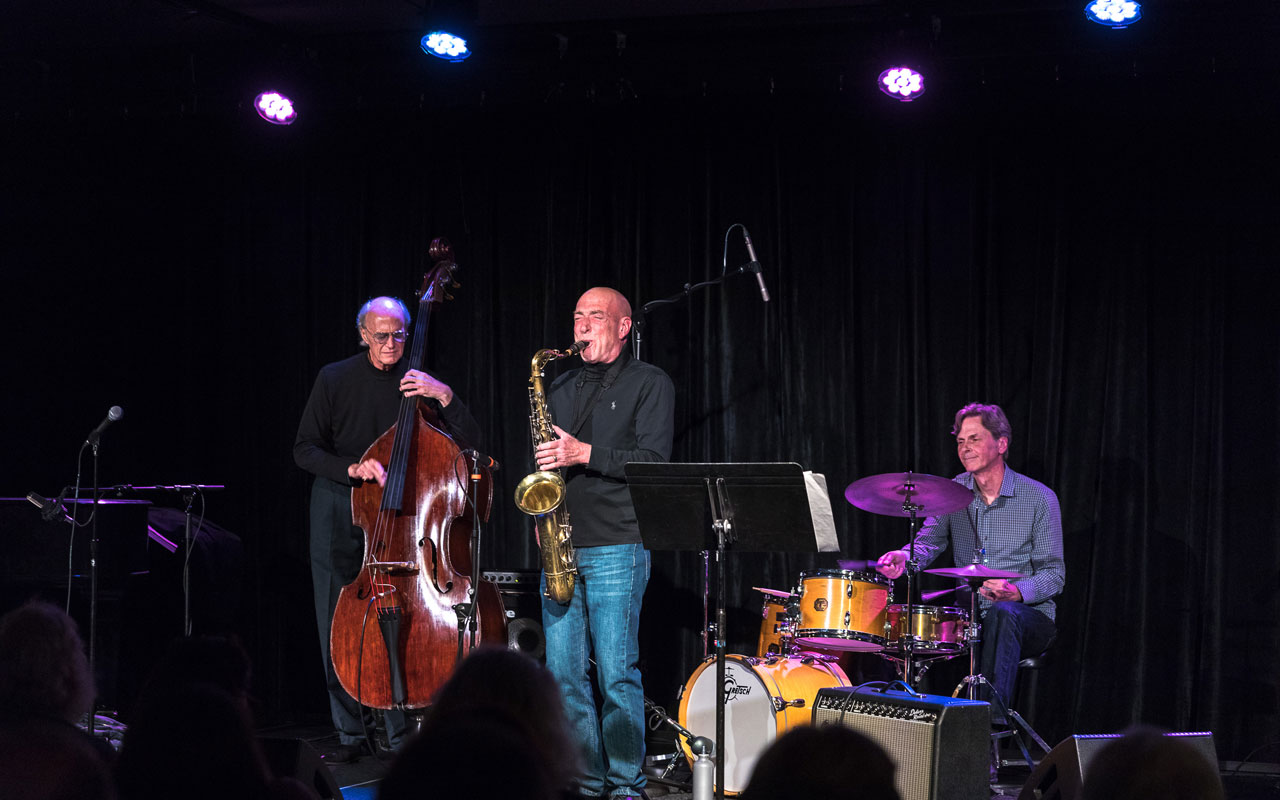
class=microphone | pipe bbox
[26,491,69,522]
[741,227,771,302]
[467,450,501,472]
[85,405,123,446]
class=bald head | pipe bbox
[357,297,411,331]
[356,296,411,370]
[573,287,632,365]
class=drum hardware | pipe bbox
[846,470,972,688]
[936,565,1052,778]
[642,694,714,797]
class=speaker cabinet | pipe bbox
[1017,732,1217,800]
[483,570,545,661]
[259,737,344,800]
[813,686,990,800]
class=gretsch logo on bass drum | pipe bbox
[722,672,753,703]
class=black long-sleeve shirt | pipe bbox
[548,352,675,547]
[293,352,481,486]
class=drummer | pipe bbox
[875,403,1064,725]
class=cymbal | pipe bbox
[751,586,795,599]
[925,564,1023,580]
[844,472,973,517]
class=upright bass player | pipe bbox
[293,296,482,762]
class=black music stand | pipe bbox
[626,462,834,800]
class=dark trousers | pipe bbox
[309,478,407,747]
[977,600,1057,723]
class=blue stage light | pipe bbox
[1085,0,1142,28]
[420,30,471,61]
[878,67,925,102]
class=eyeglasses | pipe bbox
[363,328,408,344]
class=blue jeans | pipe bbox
[978,600,1057,724]
[543,542,650,799]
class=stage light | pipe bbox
[254,91,296,125]
[420,30,471,61]
[1085,0,1142,28]
[878,67,925,102]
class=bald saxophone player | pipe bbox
[533,287,675,800]
[293,296,482,761]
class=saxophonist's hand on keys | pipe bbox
[535,424,592,470]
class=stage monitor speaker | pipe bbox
[813,686,990,800]
[483,569,545,661]
[1016,731,1217,800]
[259,736,344,800]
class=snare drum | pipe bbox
[884,604,969,652]
[756,595,796,657]
[677,654,850,795]
[793,569,891,652]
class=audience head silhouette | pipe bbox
[741,724,901,800]
[0,599,95,725]
[1081,726,1224,800]
[381,646,582,800]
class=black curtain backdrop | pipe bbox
[3,64,1277,761]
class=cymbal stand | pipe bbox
[951,578,1050,772]
[897,479,923,687]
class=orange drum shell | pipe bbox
[793,570,891,652]
[756,597,795,658]
[676,654,850,795]
[884,604,969,651]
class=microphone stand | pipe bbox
[109,484,224,636]
[631,224,767,361]
[454,451,486,659]
[87,440,101,737]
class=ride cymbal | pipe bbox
[844,471,973,517]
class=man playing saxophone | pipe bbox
[532,286,676,800]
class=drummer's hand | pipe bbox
[876,550,908,579]
[980,579,1022,602]
[348,458,387,487]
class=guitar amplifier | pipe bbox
[813,686,990,800]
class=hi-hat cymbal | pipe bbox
[844,471,973,517]
[925,564,1023,580]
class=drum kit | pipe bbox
[675,470,1022,795]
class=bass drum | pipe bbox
[677,654,849,795]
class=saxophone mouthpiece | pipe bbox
[566,340,589,357]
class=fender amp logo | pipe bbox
[722,673,752,703]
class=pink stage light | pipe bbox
[878,67,925,102]
[254,91,297,125]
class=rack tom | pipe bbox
[793,569,891,652]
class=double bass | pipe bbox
[330,238,506,711]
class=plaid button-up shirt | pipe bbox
[907,464,1065,621]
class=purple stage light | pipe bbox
[878,67,925,102]
[254,91,296,125]
[1085,0,1142,28]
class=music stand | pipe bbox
[626,462,836,800]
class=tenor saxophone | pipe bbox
[514,341,588,604]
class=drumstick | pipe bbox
[921,586,960,602]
